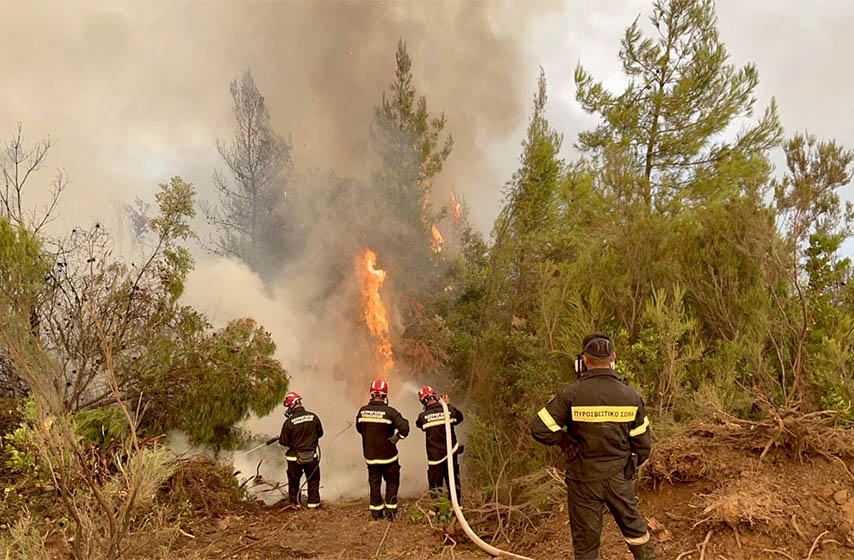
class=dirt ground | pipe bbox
[125,450,854,560]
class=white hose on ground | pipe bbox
[439,400,536,560]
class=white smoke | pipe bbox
[182,256,431,502]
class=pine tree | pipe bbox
[574,0,781,212]
[492,68,564,316]
[204,70,292,272]
[370,40,453,231]
[469,70,565,390]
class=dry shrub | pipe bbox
[0,510,50,560]
[157,455,247,517]
[697,473,790,533]
[645,431,718,484]
[644,409,854,487]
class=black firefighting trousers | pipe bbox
[427,456,461,502]
[367,462,400,517]
[566,472,655,560]
[287,459,320,508]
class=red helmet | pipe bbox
[283,391,302,409]
[418,385,437,404]
[370,379,388,397]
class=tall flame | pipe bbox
[356,248,394,376]
[431,224,444,253]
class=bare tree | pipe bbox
[0,123,69,233]
[203,70,292,270]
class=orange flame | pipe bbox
[431,224,444,253]
[449,192,462,226]
[356,248,394,376]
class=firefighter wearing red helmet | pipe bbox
[355,379,410,520]
[415,385,464,501]
[276,391,324,509]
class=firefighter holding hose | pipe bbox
[275,391,324,509]
[356,379,410,520]
[416,385,464,501]
[530,334,656,560]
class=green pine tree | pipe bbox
[574,0,782,212]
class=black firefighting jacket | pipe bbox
[416,402,463,465]
[530,368,651,481]
[356,399,410,465]
[278,406,324,462]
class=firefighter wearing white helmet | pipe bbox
[355,379,410,520]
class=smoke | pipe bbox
[0,2,560,236]
[183,257,432,500]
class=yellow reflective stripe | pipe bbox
[285,456,297,461]
[427,443,460,465]
[358,417,392,424]
[537,407,562,432]
[624,532,650,545]
[369,504,385,511]
[422,418,457,429]
[307,503,320,508]
[365,455,399,465]
[385,503,398,509]
[571,406,637,423]
[629,416,650,437]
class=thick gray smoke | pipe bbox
[182,256,431,500]
[1,0,563,504]
[0,2,560,234]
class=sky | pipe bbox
[0,0,852,238]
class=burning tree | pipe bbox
[370,40,454,293]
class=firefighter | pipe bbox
[415,385,463,501]
[276,391,324,509]
[530,334,655,560]
[356,379,410,520]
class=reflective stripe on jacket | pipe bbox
[530,368,651,481]
[279,407,323,459]
[356,400,410,464]
[416,402,463,464]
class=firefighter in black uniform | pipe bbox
[415,385,463,501]
[356,379,410,520]
[276,391,324,509]
[530,334,656,560]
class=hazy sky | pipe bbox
[1,1,851,237]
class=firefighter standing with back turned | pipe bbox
[275,391,324,509]
[415,385,464,501]
[356,379,410,520]
[530,334,655,560]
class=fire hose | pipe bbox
[439,400,536,560]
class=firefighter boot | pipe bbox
[628,542,657,560]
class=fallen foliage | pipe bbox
[157,455,249,517]
[644,407,854,486]
[697,472,790,533]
